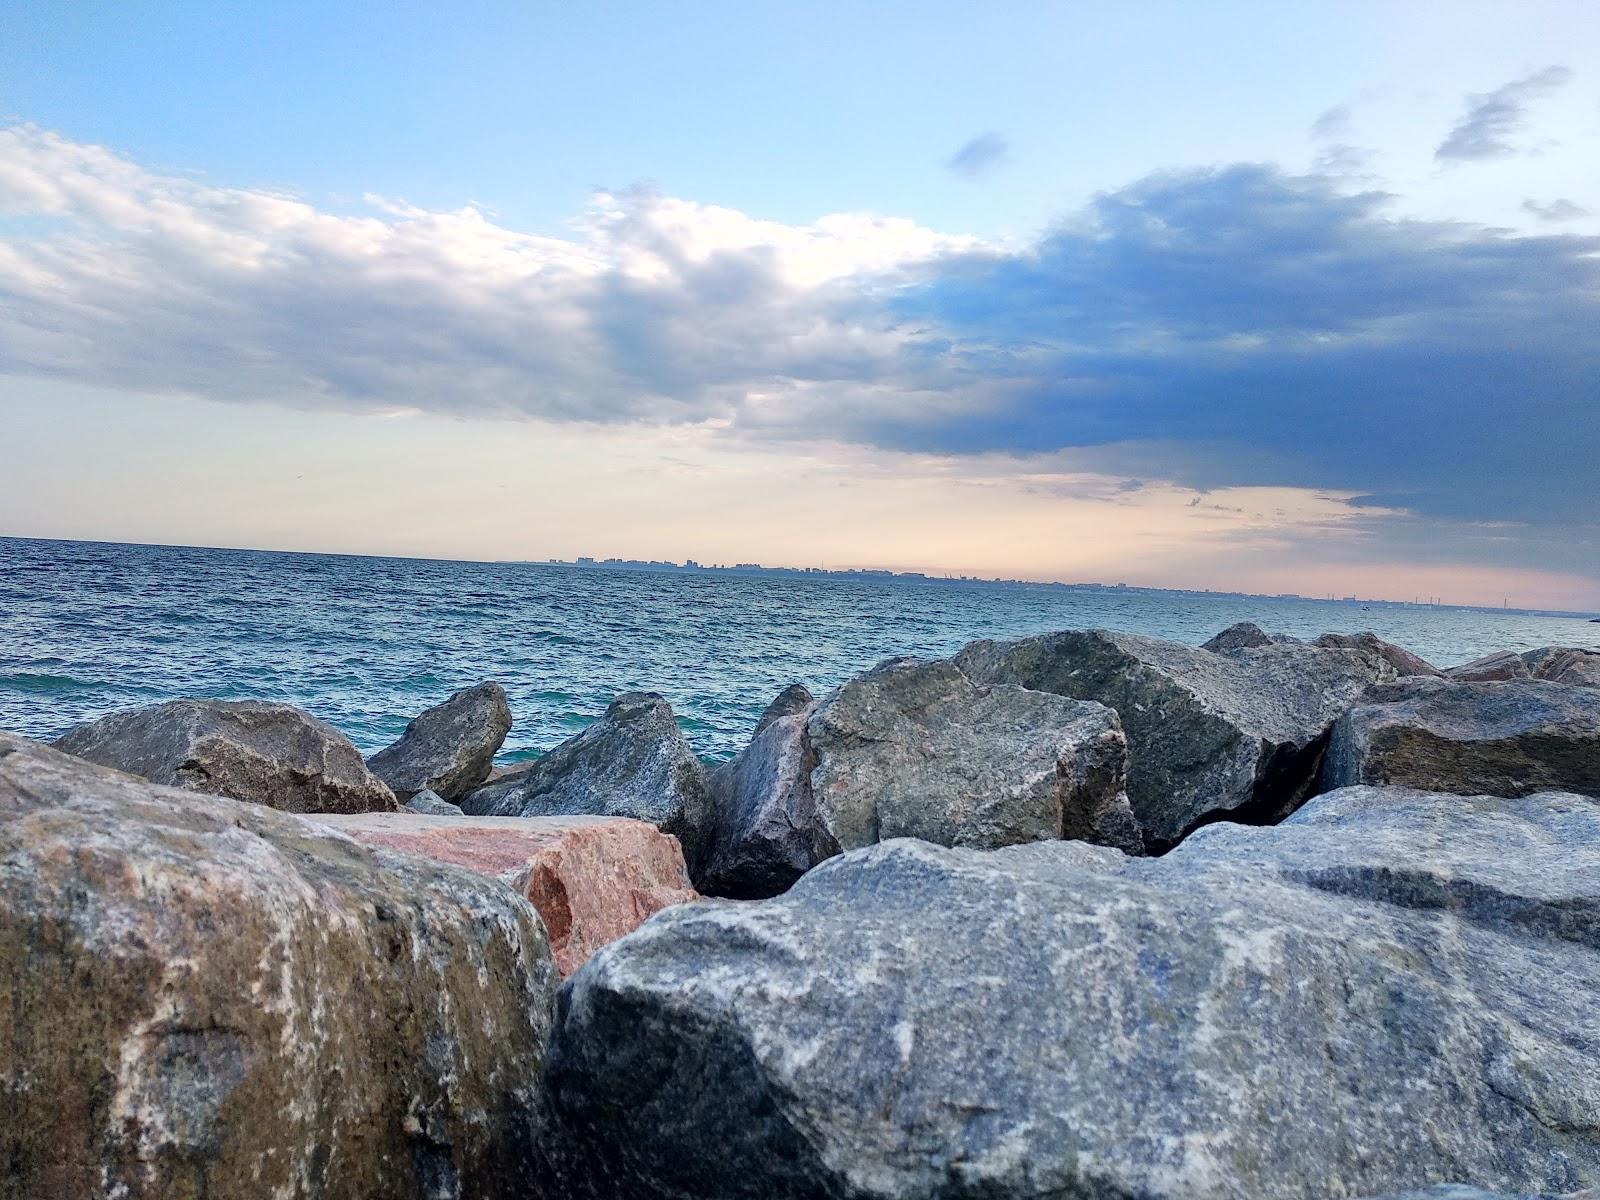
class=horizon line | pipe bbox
[4,531,1597,620]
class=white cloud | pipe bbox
[0,125,981,429]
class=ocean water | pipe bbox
[3,536,1597,764]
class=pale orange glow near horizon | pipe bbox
[3,380,1597,613]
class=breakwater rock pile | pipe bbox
[2,623,1597,1199]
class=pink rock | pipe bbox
[313,812,699,976]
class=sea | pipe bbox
[3,536,1597,765]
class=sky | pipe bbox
[1,0,1597,609]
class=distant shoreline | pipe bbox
[3,534,1596,621]
[515,555,1600,622]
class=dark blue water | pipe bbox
[3,536,1597,763]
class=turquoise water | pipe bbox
[3,536,1597,763]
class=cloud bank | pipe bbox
[2,124,1597,551]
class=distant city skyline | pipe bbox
[1,2,1597,609]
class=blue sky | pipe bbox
[1,1,1598,607]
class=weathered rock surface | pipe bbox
[957,629,1391,849]
[459,693,715,874]
[405,787,464,815]
[1321,677,1600,797]
[0,732,555,1200]
[1360,1189,1600,1200]
[702,688,831,899]
[53,698,397,814]
[546,786,1600,1200]
[806,657,1141,856]
[1201,620,1286,651]
[1522,647,1600,688]
[1448,647,1600,687]
[1313,631,1442,676]
[367,681,512,800]
[313,812,697,977]
[754,682,814,734]
[1448,650,1533,682]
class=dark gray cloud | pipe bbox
[945,132,1009,178]
[878,165,1600,528]
[1435,66,1572,161]
[1522,197,1590,221]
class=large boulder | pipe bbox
[1321,677,1600,797]
[312,812,697,978]
[545,786,1600,1200]
[0,733,556,1200]
[367,681,513,800]
[701,686,833,900]
[1313,632,1442,677]
[807,657,1140,855]
[53,698,397,813]
[956,630,1391,850]
[459,693,715,875]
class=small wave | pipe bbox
[0,672,101,695]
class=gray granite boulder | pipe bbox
[807,657,1140,855]
[956,629,1391,850]
[701,686,832,899]
[0,732,555,1200]
[53,698,397,814]
[702,660,1140,898]
[404,787,464,816]
[545,786,1600,1200]
[367,681,512,800]
[459,692,715,874]
[1313,631,1442,676]
[1321,677,1600,797]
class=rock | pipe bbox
[701,688,831,899]
[1359,1189,1599,1200]
[1321,677,1600,797]
[1447,648,1600,687]
[806,657,1140,856]
[545,785,1600,1200]
[312,812,697,978]
[405,787,463,816]
[0,732,555,1199]
[53,698,397,814]
[957,629,1391,850]
[1448,650,1533,682]
[1314,631,1442,676]
[459,693,715,875]
[700,691,825,896]
[753,682,814,734]
[484,761,533,783]
[1201,620,1287,651]
[367,681,512,800]
[1521,647,1600,688]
